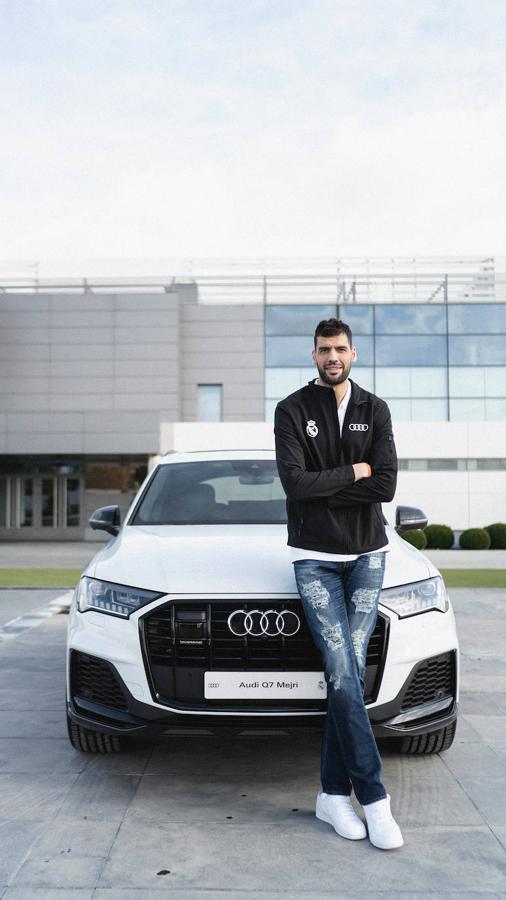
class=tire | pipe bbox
[67,713,123,753]
[397,719,457,755]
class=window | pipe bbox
[266,305,336,335]
[485,368,506,396]
[197,385,222,422]
[265,399,278,422]
[132,461,287,525]
[449,368,485,397]
[426,459,465,471]
[375,335,447,366]
[449,336,506,366]
[448,304,506,333]
[376,367,446,398]
[265,367,315,398]
[350,367,374,391]
[65,478,80,527]
[384,398,446,421]
[375,304,446,334]
[266,336,314,367]
[476,457,506,470]
[0,479,9,528]
[266,334,374,367]
[449,399,486,420]
[17,479,33,527]
[410,399,447,420]
[42,478,56,527]
[352,336,374,366]
[486,398,506,420]
[264,301,506,424]
[337,305,373,334]
[383,398,411,421]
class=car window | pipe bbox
[130,460,287,525]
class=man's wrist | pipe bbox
[353,462,372,481]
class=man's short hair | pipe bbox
[314,318,352,349]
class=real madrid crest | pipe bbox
[306,419,318,437]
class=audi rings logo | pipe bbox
[349,423,369,431]
[227,609,301,638]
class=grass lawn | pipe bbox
[0,569,82,588]
[440,569,506,588]
[0,567,504,589]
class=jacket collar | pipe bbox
[307,377,368,405]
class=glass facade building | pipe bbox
[265,303,506,422]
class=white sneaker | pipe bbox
[316,791,367,840]
[362,793,404,849]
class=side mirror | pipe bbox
[89,505,121,536]
[395,505,428,535]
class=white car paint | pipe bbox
[67,449,459,726]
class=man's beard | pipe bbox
[316,361,351,386]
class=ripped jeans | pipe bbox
[293,552,387,806]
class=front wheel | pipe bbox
[67,713,123,753]
[396,720,457,755]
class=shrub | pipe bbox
[484,522,506,549]
[424,524,454,549]
[459,528,491,550]
[402,529,428,550]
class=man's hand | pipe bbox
[353,462,372,481]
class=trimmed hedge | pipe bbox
[459,528,491,550]
[402,529,428,550]
[424,524,454,550]
[484,522,506,549]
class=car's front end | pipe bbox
[66,452,459,754]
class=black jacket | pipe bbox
[274,379,398,554]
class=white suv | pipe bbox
[66,450,459,754]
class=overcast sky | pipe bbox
[1,0,505,269]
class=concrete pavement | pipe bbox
[0,542,104,569]
[0,587,505,897]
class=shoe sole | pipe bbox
[368,834,404,850]
[316,806,367,840]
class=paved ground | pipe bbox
[426,549,506,569]
[0,588,505,898]
[0,542,105,569]
[1,541,506,570]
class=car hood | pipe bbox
[88,524,435,595]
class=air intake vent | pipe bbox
[401,652,455,710]
[70,651,128,711]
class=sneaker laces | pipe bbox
[329,795,360,822]
[366,799,395,822]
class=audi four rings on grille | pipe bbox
[227,609,301,637]
[349,423,369,431]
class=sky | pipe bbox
[1,0,505,270]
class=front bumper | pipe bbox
[67,645,458,739]
[67,593,459,738]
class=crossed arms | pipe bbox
[274,402,397,507]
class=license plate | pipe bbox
[204,671,327,699]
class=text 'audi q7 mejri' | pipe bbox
[66,451,459,754]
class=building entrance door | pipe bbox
[0,471,83,539]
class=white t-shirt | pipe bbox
[289,379,389,563]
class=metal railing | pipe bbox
[0,256,503,303]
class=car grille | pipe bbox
[401,651,456,710]
[141,601,388,709]
[70,650,128,711]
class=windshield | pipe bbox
[130,460,288,525]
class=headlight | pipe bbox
[76,577,164,618]
[380,576,449,618]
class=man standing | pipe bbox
[274,318,403,850]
